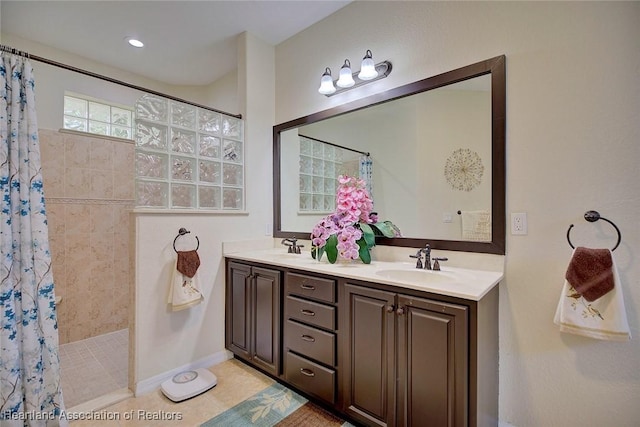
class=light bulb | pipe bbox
[318,67,336,95]
[358,50,378,81]
[127,38,144,48]
[336,59,355,88]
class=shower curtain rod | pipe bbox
[298,134,370,157]
[0,44,242,119]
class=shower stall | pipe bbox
[40,128,134,408]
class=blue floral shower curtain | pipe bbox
[359,155,373,202]
[0,52,66,425]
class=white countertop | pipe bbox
[224,247,503,301]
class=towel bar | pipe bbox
[566,210,621,251]
[173,227,200,252]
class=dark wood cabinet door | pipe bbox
[226,262,252,360]
[252,267,281,376]
[341,283,396,427]
[397,295,469,427]
[226,262,281,376]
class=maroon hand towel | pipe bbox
[176,250,200,278]
[565,246,614,302]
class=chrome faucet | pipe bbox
[423,244,432,270]
[281,237,303,254]
[409,244,448,271]
[409,248,424,269]
[409,244,431,269]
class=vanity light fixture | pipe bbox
[337,59,355,88]
[319,50,392,97]
[318,67,336,95]
[358,50,378,80]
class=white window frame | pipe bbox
[63,92,134,140]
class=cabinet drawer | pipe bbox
[284,320,336,366]
[286,273,336,303]
[285,351,335,404]
[285,296,336,330]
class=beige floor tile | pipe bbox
[70,359,275,426]
[66,418,121,427]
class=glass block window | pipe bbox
[299,136,349,213]
[134,94,244,210]
[63,94,134,139]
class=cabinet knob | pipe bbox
[300,368,315,377]
[301,309,316,317]
[301,334,316,342]
[396,307,405,316]
[386,305,395,313]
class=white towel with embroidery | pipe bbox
[553,254,630,341]
[168,266,204,311]
[461,210,491,241]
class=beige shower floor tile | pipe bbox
[69,358,274,426]
[61,329,129,408]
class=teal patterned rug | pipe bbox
[201,382,354,426]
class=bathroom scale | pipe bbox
[160,368,217,402]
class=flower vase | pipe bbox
[337,257,358,265]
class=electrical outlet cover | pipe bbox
[511,212,527,235]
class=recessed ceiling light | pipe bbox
[127,38,144,48]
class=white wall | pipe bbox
[203,70,239,115]
[276,2,640,426]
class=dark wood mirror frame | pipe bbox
[273,55,505,255]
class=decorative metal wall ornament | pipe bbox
[444,148,484,191]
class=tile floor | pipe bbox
[68,358,275,426]
[60,329,129,408]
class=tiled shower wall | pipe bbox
[39,129,133,344]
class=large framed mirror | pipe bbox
[273,55,505,254]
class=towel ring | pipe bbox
[173,227,200,253]
[566,210,621,251]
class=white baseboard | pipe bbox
[134,349,232,396]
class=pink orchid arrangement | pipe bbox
[311,175,401,264]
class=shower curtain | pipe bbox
[0,52,67,425]
[359,155,373,202]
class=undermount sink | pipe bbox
[267,251,309,258]
[263,252,312,261]
[375,268,472,285]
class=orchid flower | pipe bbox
[311,175,400,264]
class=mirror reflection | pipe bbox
[274,55,506,254]
[280,75,491,241]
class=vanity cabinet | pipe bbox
[283,272,339,405]
[340,283,469,427]
[225,261,281,376]
[225,256,499,427]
